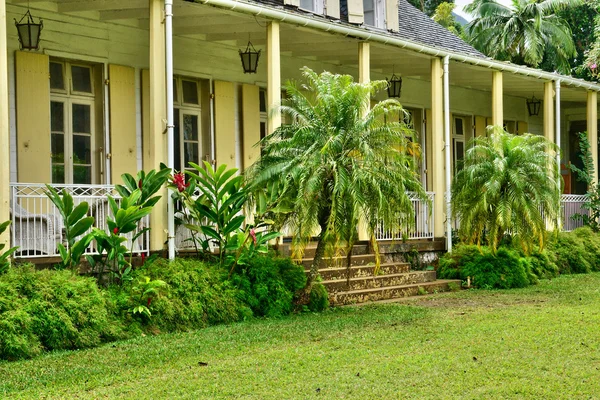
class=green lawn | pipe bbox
[3,273,600,399]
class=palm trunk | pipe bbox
[308,227,327,289]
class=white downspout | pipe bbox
[443,55,452,252]
[103,63,111,184]
[555,79,562,229]
[165,0,175,260]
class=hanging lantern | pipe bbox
[15,9,43,51]
[239,41,261,74]
[386,73,402,98]
[526,95,541,117]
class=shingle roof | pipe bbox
[396,0,485,58]
[248,0,486,59]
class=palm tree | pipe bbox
[464,0,582,74]
[452,127,560,253]
[248,67,426,293]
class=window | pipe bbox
[363,0,385,28]
[299,0,324,14]
[50,60,97,184]
[452,116,473,175]
[173,76,202,172]
[259,88,267,142]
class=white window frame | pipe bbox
[173,75,202,171]
[363,0,386,29]
[298,0,324,14]
[50,60,97,185]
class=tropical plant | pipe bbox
[432,1,462,35]
[45,186,95,270]
[451,127,560,252]
[569,132,600,232]
[0,221,18,274]
[464,0,582,74]
[87,168,169,283]
[248,67,427,293]
[408,0,454,16]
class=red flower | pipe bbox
[147,297,152,307]
[141,253,146,264]
[138,178,143,189]
[172,172,189,192]
[250,228,257,245]
[113,227,119,234]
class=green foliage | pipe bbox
[0,221,18,274]
[464,0,582,74]
[438,245,530,289]
[407,0,454,16]
[88,168,168,283]
[546,227,600,274]
[248,67,427,287]
[45,186,95,270]
[568,132,600,232]
[432,2,462,35]
[121,258,251,331]
[308,282,330,312]
[451,127,560,253]
[0,265,123,360]
[231,255,306,318]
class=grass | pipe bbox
[3,273,600,399]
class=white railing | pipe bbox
[10,183,149,259]
[561,194,588,232]
[376,192,435,240]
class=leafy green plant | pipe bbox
[569,132,600,232]
[307,281,329,312]
[546,228,599,274]
[129,276,167,318]
[87,168,169,283]
[231,255,306,317]
[0,221,18,274]
[45,185,95,270]
[438,245,530,289]
[0,265,124,361]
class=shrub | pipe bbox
[118,258,251,332]
[0,265,123,361]
[308,282,329,312]
[546,230,593,274]
[231,255,306,318]
[438,245,530,289]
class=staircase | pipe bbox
[282,243,461,306]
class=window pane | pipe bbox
[51,133,64,163]
[73,135,91,164]
[260,122,266,140]
[183,114,198,140]
[73,165,92,184]
[363,0,375,25]
[259,90,266,113]
[184,142,199,166]
[51,102,64,132]
[52,164,65,184]
[455,118,464,136]
[300,0,314,10]
[72,104,91,133]
[71,65,92,93]
[173,79,178,103]
[50,62,64,90]
[182,80,199,104]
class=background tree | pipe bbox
[432,2,463,35]
[452,127,560,253]
[464,0,582,74]
[408,0,454,16]
[249,68,426,293]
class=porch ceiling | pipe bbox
[13,0,592,105]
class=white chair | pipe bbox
[10,202,63,256]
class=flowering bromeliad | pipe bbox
[172,172,190,192]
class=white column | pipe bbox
[267,21,281,134]
[443,56,452,252]
[165,0,175,260]
[587,91,598,187]
[0,0,10,247]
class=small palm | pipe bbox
[249,68,426,288]
[452,127,560,252]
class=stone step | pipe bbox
[279,243,369,258]
[301,254,376,269]
[308,263,410,280]
[323,271,436,293]
[329,280,462,306]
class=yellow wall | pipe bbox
[214,80,236,169]
[109,64,138,183]
[15,51,50,183]
[242,84,261,171]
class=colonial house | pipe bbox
[0,0,598,260]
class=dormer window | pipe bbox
[363,0,385,28]
[299,0,324,14]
